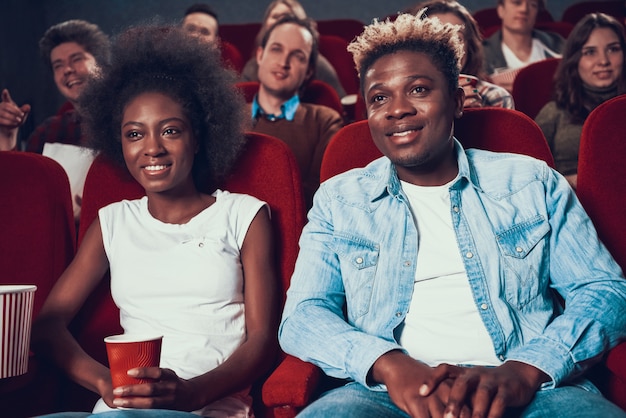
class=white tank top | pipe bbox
[95,190,266,416]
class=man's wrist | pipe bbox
[504,360,550,390]
[370,350,405,385]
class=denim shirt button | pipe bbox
[356,257,364,264]
[453,206,460,213]
[465,251,473,258]
[404,261,411,267]
[395,312,402,317]
[515,246,523,253]
[480,303,488,310]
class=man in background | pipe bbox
[250,15,343,208]
[182,3,220,46]
[483,0,564,91]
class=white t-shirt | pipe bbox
[501,38,562,70]
[93,190,266,416]
[396,180,501,367]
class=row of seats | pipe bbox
[1,102,626,416]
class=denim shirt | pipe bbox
[279,140,626,391]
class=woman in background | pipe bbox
[408,0,514,109]
[535,13,625,189]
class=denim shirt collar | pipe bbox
[251,94,300,121]
[371,138,479,202]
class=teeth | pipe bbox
[392,130,414,137]
[145,165,168,171]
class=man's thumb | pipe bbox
[1,89,12,103]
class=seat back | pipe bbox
[316,18,365,43]
[300,80,344,116]
[481,21,573,39]
[220,40,245,74]
[319,35,359,95]
[577,94,626,269]
[236,80,262,103]
[562,1,624,25]
[219,22,262,61]
[66,132,305,412]
[455,107,554,167]
[235,80,344,116]
[320,107,554,182]
[512,58,561,119]
[0,152,75,317]
[56,101,74,116]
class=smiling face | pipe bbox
[497,0,539,36]
[364,50,463,185]
[50,41,98,104]
[183,12,219,45]
[578,27,623,89]
[256,22,313,100]
[121,91,197,196]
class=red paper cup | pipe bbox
[0,285,37,379]
[104,334,162,392]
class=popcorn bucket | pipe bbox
[490,67,522,87]
[0,285,37,379]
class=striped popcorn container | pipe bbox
[0,285,37,379]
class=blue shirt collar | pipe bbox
[252,94,300,121]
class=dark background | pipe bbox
[0,0,577,141]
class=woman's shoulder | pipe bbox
[214,189,267,209]
[99,196,145,217]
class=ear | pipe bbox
[255,45,264,65]
[454,87,464,119]
[496,3,505,20]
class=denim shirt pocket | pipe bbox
[330,235,380,319]
[495,215,550,309]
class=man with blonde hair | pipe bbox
[279,12,626,418]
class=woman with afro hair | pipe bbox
[32,25,278,418]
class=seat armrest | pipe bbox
[606,341,626,378]
[262,354,321,409]
[604,341,626,411]
[0,352,61,416]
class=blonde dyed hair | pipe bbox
[348,11,464,93]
